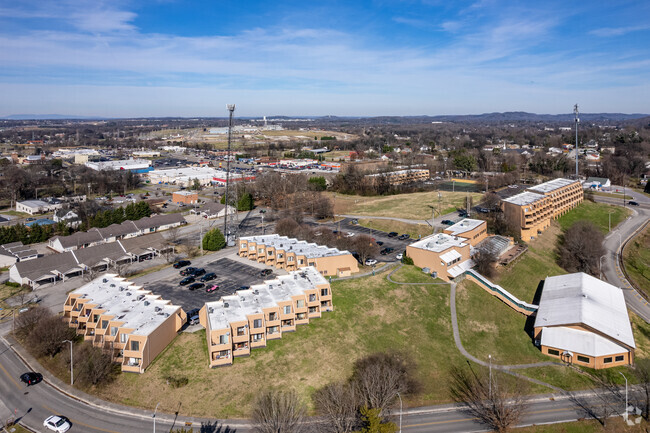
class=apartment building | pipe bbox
[366,169,430,185]
[239,234,359,277]
[199,267,332,367]
[534,273,635,369]
[501,178,583,242]
[443,218,488,247]
[63,274,186,373]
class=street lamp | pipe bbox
[608,210,615,232]
[599,254,607,280]
[396,392,403,433]
[619,372,628,422]
[62,340,73,385]
[153,402,161,433]
[488,354,492,398]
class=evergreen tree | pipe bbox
[202,228,226,251]
[237,192,254,211]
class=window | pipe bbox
[309,294,317,302]
[267,326,279,334]
[297,313,306,320]
[217,350,230,359]
[267,250,273,256]
[283,305,292,314]
[101,320,108,329]
[93,314,99,323]
[548,349,559,356]
[309,306,317,313]
[604,357,612,364]
[577,355,590,363]
[308,262,315,267]
[268,312,277,321]
[110,327,118,336]
[615,355,625,362]
[288,256,294,262]
[219,334,229,345]
[253,319,262,328]
[258,248,264,254]
[237,326,246,336]
[252,333,263,342]
[296,300,305,308]
[277,253,284,259]
[249,245,255,250]
[130,340,139,351]
[298,259,304,265]
[321,288,328,296]
[120,333,128,343]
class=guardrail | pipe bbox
[464,269,538,316]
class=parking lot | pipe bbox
[147,258,273,311]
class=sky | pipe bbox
[1,0,649,117]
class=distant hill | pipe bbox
[1,114,106,120]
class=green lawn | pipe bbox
[623,224,650,298]
[557,200,629,233]
[0,210,30,217]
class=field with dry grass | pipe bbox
[357,218,432,239]
[328,190,482,220]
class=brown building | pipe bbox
[200,266,332,367]
[340,160,388,174]
[501,178,583,242]
[172,190,199,205]
[239,234,359,277]
[443,218,488,247]
[366,169,430,185]
[63,274,186,373]
[533,273,635,369]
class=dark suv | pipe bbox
[398,234,410,240]
[20,372,43,386]
[260,269,273,277]
[200,272,216,282]
[173,260,191,269]
[180,267,197,276]
[380,247,395,255]
[188,282,205,291]
[180,276,195,286]
[192,268,206,277]
[387,232,398,238]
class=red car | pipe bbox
[206,284,219,293]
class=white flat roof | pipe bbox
[541,326,629,358]
[408,233,467,253]
[501,191,546,206]
[528,178,578,194]
[241,234,350,258]
[440,250,462,263]
[205,267,327,331]
[70,274,181,337]
[534,273,635,348]
[445,219,485,237]
[448,259,475,278]
[17,200,50,208]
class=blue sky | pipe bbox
[1,0,649,117]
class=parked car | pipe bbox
[380,247,394,255]
[441,220,455,225]
[396,253,403,260]
[20,372,43,386]
[206,284,219,293]
[192,268,206,277]
[387,232,398,237]
[365,258,378,266]
[238,285,250,290]
[185,308,200,318]
[376,241,384,246]
[398,234,410,240]
[188,314,200,325]
[351,219,358,224]
[629,201,639,206]
[180,267,197,276]
[179,276,195,286]
[43,415,71,433]
[200,272,216,282]
[260,269,273,277]
[345,232,355,238]
[188,282,205,291]
[458,210,468,217]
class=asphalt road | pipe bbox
[594,188,650,322]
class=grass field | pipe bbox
[357,218,433,239]
[557,200,629,234]
[515,418,648,433]
[328,191,482,220]
[623,224,650,298]
[0,210,30,217]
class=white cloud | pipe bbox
[590,24,650,37]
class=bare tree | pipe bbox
[557,221,605,275]
[112,261,132,277]
[14,306,51,339]
[74,343,119,386]
[28,315,76,358]
[165,226,181,245]
[449,365,528,433]
[83,266,102,282]
[351,352,419,417]
[252,390,306,433]
[633,359,650,420]
[313,382,359,433]
[354,235,380,265]
[473,247,498,278]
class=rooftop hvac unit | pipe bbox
[155,306,162,312]
[119,286,125,291]
[209,307,214,313]
[224,302,229,308]
[253,289,259,295]
[110,284,116,288]
[144,301,150,306]
[126,291,132,296]
[103,278,108,283]
[137,294,145,300]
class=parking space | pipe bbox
[147,258,273,311]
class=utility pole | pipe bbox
[574,104,579,179]
[223,104,235,244]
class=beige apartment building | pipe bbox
[366,169,430,185]
[534,273,635,369]
[199,266,332,367]
[63,274,186,373]
[501,178,583,242]
[239,234,359,277]
[443,218,488,247]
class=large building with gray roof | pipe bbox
[63,274,186,373]
[199,266,332,367]
[534,273,635,369]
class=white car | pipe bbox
[396,253,403,260]
[365,258,377,266]
[346,232,356,238]
[44,415,71,432]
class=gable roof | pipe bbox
[534,272,635,349]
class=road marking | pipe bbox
[404,407,575,429]
[0,360,22,390]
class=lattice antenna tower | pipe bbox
[223,104,236,244]
[574,103,579,178]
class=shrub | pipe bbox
[164,375,189,388]
[401,254,414,265]
[75,343,119,386]
[202,228,226,251]
[5,281,21,288]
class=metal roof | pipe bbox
[540,326,628,357]
[501,191,546,206]
[444,219,485,237]
[534,273,635,349]
[528,178,578,194]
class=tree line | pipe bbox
[87,201,152,228]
